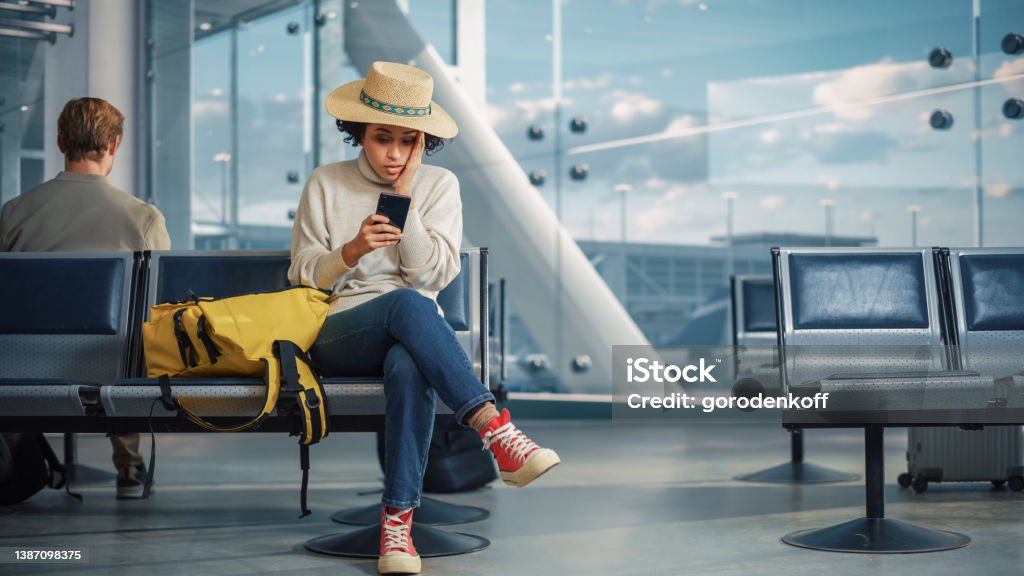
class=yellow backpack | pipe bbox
[142,285,330,515]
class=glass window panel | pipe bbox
[409,0,454,64]
[235,6,310,234]
[979,0,1024,247]
[193,33,233,226]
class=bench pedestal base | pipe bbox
[782,426,970,553]
[783,517,970,553]
[305,523,489,558]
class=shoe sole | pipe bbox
[378,552,421,574]
[500,449,560,488]
[116,485,147,500]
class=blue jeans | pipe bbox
[309,288,495,509]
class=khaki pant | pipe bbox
[110,433,143,479]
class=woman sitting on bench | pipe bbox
[288,61,560,575]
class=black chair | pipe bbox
[730,275,856,484]
[773,247,978,553]
[0,251,137,484]
[894,247,1023,495]
[98,249,493,558]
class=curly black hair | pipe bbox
[335,120,447,156]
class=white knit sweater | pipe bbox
[288,150,462,315]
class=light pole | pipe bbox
[213,152,232,228]
[907,205,922,247]
[820,198,835,246]
[723,191,737,280]
[614,183,633,302]
[614,183,633,244]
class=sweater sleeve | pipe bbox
[397,170,463,292]
[289,170,352,289]
[143,209,172,250]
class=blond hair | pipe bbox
[57,97,124,162]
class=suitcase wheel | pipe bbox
[911,476,928,494]
[1009,476,1024,492]
[897,473,912,488]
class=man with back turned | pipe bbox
[0,97,170,498]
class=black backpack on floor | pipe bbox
[0,434,72,505]
[377,415,497,493]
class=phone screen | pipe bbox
[376,192,412,232]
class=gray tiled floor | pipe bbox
[1,421,1022,575]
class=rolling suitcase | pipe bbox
[898,426,1024,493]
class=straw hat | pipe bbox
[325,61,458,138]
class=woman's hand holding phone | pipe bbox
[341,214,402,267]
[393,131,424,197]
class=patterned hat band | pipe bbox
[359,90,432,117]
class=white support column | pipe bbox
[88,0,139,195]
[43,0,139,195]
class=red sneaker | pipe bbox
[480,408,560,487]
[378,506,420,575]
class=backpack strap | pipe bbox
[274,340,329,445]
[299,443,311,518]
[156,364,279,434]
[36,435,81,501]
[274,340,330,518]
[172,309,199,368]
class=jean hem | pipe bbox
[453,392,497,426]
[382,497,421,510]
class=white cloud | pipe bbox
[634,204,679,234]
[760,129,780,144]
[193,100,228,116]
[563,73,613,91]
[987,183,1011,199]
[812,58,927,122]
[644,177,669,189]
[662,114,697,134]
[994,59,1024,81]
[664,184,688,200]
[508,82,526,93]
[486,97,572,131]
[610,91,663,123]
[759,195,787,211]
[819,175,840,190]
[629,190,708,243]
[814,122,846,134]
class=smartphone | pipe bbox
[376,192,412,232]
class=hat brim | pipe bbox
[325,79,459,139]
